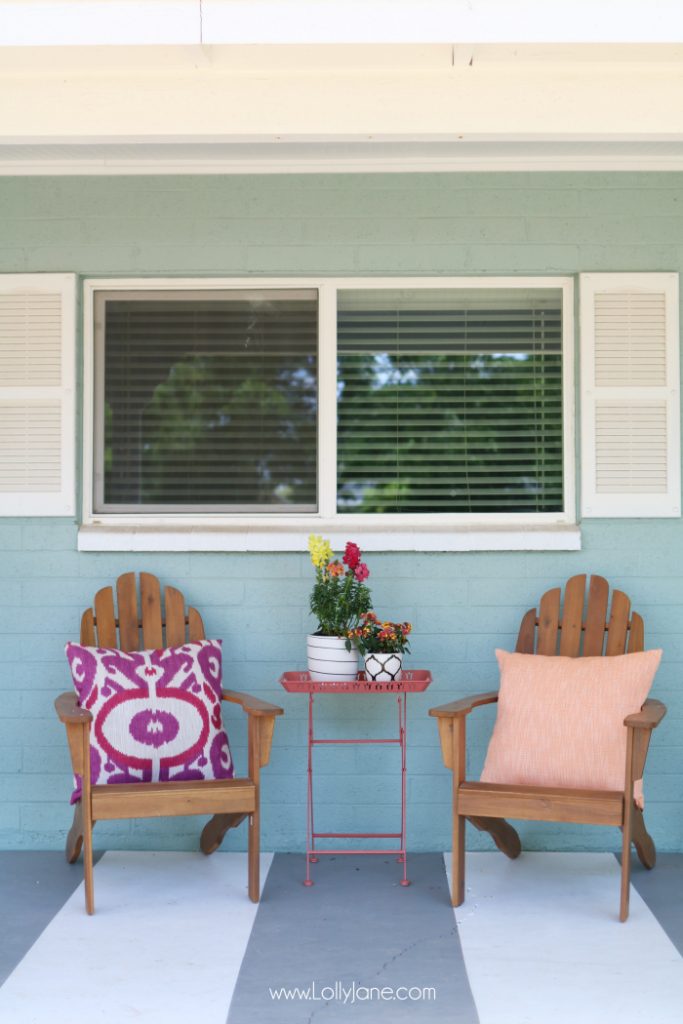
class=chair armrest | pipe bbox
[429,691,499,719]
[221,689,283,769]
[624,698,667,730]
[220,689,284,718]
[55,692,93,725]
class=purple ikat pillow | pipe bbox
[64,639,234,803]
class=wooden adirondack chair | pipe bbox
[429,574,666,921]
[55,572,283,914]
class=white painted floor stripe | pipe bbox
[0,851,272,1024]
[448,852,683,1024]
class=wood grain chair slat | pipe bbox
[583,575,610,656]
[559,574,586,657]
[80,609,95,646]
[116,572,140,652]
[515,608,537,653]
[188,607,205,642]
[164,585,186,646]
[606,590,631,655]
[94,586,117,648]
[628,611,645,654]
[536,587,561,655]
[140,572,163,650]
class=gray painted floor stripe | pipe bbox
[619,853,683,954]
[0,851,103,986]
[227,853,479,1024]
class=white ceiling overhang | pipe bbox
[1,12,683,173]
[3,2,683,46]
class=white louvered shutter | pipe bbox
[0,274,76,515]
[580,273,680,518]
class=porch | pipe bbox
[2,5,683,1024]
[2,849,683,1023]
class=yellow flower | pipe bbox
[308,534,333,568]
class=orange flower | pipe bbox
[327,560,344,577]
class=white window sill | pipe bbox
[77,524,581,553]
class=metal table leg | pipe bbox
[399,691,410,886]
[304,692,315,886]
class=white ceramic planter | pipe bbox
[363,652,404,683]
[306,634,359,682]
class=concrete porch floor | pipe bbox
[1,850,683,1023]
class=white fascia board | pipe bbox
[2,44,683,72]
[3,59,683,143]
[4,142,683,174]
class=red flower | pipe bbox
[354,562,369,582]
[343,541,362,570]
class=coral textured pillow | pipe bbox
[481,649,662,808]
[64,640,234,803]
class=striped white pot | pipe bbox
[306,634,359,682]
[363,652,404,683]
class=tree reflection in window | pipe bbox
[337,290,563,514]
[101,294,317,511]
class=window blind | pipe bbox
[96,290,318,512]
[337,288,563,515]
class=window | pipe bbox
[337,287,564,515]
[94,289,318,513]
[84,276,577,546]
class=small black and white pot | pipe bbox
[363,652,404,682]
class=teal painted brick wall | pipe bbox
[1,173,683,856]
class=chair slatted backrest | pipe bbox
[80,571,205,650]
[515,573,644,657]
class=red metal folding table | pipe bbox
[279,670,432,887]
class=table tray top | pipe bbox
[279,670,432,694]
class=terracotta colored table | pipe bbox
[279,670,432,887]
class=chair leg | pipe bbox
[451,812,466,907]
[632,808,656,870]
[448,717,467,906]
[468,816,522,860]
[247,808,260,903]
[620,795,635,922]
[200,813,248,855]
[620,829,631,922]
[81,786,96,917]
[65,802,84,864]
[83,803,95,916]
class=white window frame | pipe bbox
[80,275,577,551]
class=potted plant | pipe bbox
[349,612,412,682]
[307,535,372,681]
